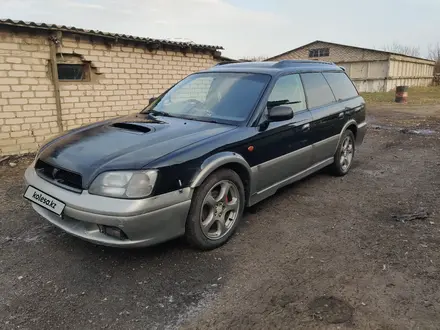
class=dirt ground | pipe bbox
[1,104,440,330]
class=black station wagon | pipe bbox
[24,60,366,250]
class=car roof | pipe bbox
[202,60,345,76]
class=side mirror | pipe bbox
[267,106,293,122]
[148,97,157,105]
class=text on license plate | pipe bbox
[24,186,66,215]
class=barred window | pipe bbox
[57,64,89,81]
[309,48,330,58]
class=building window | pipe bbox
[57,64,88,81]
[309,48,330,58]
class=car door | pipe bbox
[322,71,363,127]
[249,74,313,193]
[300,72,342,164]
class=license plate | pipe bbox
[24,186,66,216]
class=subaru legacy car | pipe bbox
[24,60,366,250]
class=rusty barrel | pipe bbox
[395,86,408,103]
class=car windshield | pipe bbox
[141,72,271,125]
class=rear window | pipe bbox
[300,73,336,109]
[323,72,358,101]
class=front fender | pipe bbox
[190,152,252,189]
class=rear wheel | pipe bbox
[330,130,355,176]
[185,169,245,250]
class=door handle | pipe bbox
[302,123,310,131]
[338,112,345,118]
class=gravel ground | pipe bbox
[1,105,440,330]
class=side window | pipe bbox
[267,74,306,113]
[323,72,358,101]
[300,73,336,109]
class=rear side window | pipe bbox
[300,73,336,109]
[323,72,358,101]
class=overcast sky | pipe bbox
[1,0,439,59]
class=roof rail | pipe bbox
[214,60,239,66]
[273,59,336,68]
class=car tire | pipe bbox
[330,130,356,176]
[185,168,245,250]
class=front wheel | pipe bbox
[185,169,245,250]
[330,130,355,176]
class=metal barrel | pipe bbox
[395,86,408,103]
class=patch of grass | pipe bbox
[361,86,440,105]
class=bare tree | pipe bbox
[428,43,440,61]
[428,43,440,75]
[239,55,268,62]
[382,42,421,57]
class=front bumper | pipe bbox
[24,167,192,248]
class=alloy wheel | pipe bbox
[200,180,240,240]
[340,136,354,172]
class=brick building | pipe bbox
[0,19,224,156]
[266,40,435,93]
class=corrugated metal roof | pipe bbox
[0,18,223,51]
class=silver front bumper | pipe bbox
[24,167,192,248]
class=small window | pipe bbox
[267,74,306,113]
[57,64,88,81]
[323,72,358,101]
[309,48,330,58]
[301,73,336,109]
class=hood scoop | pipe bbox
[111,122,151,133]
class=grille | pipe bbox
[35,159,83,191]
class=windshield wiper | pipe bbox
[198,118,221,124]
[147,110,174,117]
[267,99,302,109]
[146,111,222,124]
[176,114,222,124]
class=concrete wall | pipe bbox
[338,61,389,92]
[0,29,218,155]
[384,77,434,92]
[351,78,386,93]
[385,55,435,91]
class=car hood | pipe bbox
[38,114,236,187]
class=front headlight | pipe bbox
[89,170,158,199]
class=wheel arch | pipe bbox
[190,152,252,203]
[346,123,358,139]
[335,120,358,153]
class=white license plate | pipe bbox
[24,186,66,216]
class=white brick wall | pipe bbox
[0,30,219,155]
[0,31,56,155]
